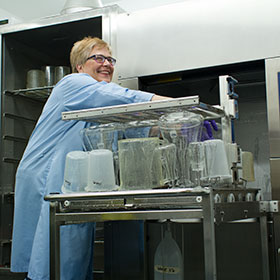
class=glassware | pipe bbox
[157,142,177,187]
[118,137,162,190]
[81,123,123,152]
[159,111,203,187]
[154,224,183,280]
[123,119,159,139]
[188,142,207,187]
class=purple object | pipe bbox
[201,120,218,141]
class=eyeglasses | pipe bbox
[86,54,116,66]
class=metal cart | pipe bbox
[45,90,271,279]
[45,187,270,280]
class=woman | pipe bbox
[11,36,169,280]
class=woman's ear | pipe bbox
[76,64,83,73]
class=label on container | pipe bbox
[154,265,180,274]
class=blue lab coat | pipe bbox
[10,73,154,280]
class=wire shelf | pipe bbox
[4,86,53,100]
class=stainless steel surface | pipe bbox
[117,77,139,90]
[0,5,121,35]
[265,57,280,158]
[116,1,280,81]
[219,76,233,144]
[45,187,210,201]
[215,201,264,223]
[54,66,70,84]
[41,66,55,87]
[61,96,224,123]
[59,196,202,212]
[50,201,60,280]
[47,188,269,280]
[265,57,280,201]
[271,213,280,280]
[55,209,204,224]
[260,200,280,213]
[202,190,217,280]
[260,215,270,279]
[270,158,280,200]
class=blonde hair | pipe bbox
[70,37,112,73]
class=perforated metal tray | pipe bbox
[61,96,225,124]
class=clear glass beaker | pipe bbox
[80,122,124,152]
[123,119,160,139]
[159,111,204,187]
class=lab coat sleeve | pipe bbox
[59,73,154,111]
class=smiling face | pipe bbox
[76,47,114,83]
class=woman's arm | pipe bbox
[151,95,172,101]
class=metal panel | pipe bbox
[265,57,280,200]
[0,5,122,35]
[116,1,280,80]
[270,159,280,200]
[271,213,280,280]
[265,57,280,157]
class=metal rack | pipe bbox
[61,95,225,124]
[4,86,53,100]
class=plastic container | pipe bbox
[86,149,116,192]
[154,228,184,280]
[61,151,88,193]
[201,139,232,187]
